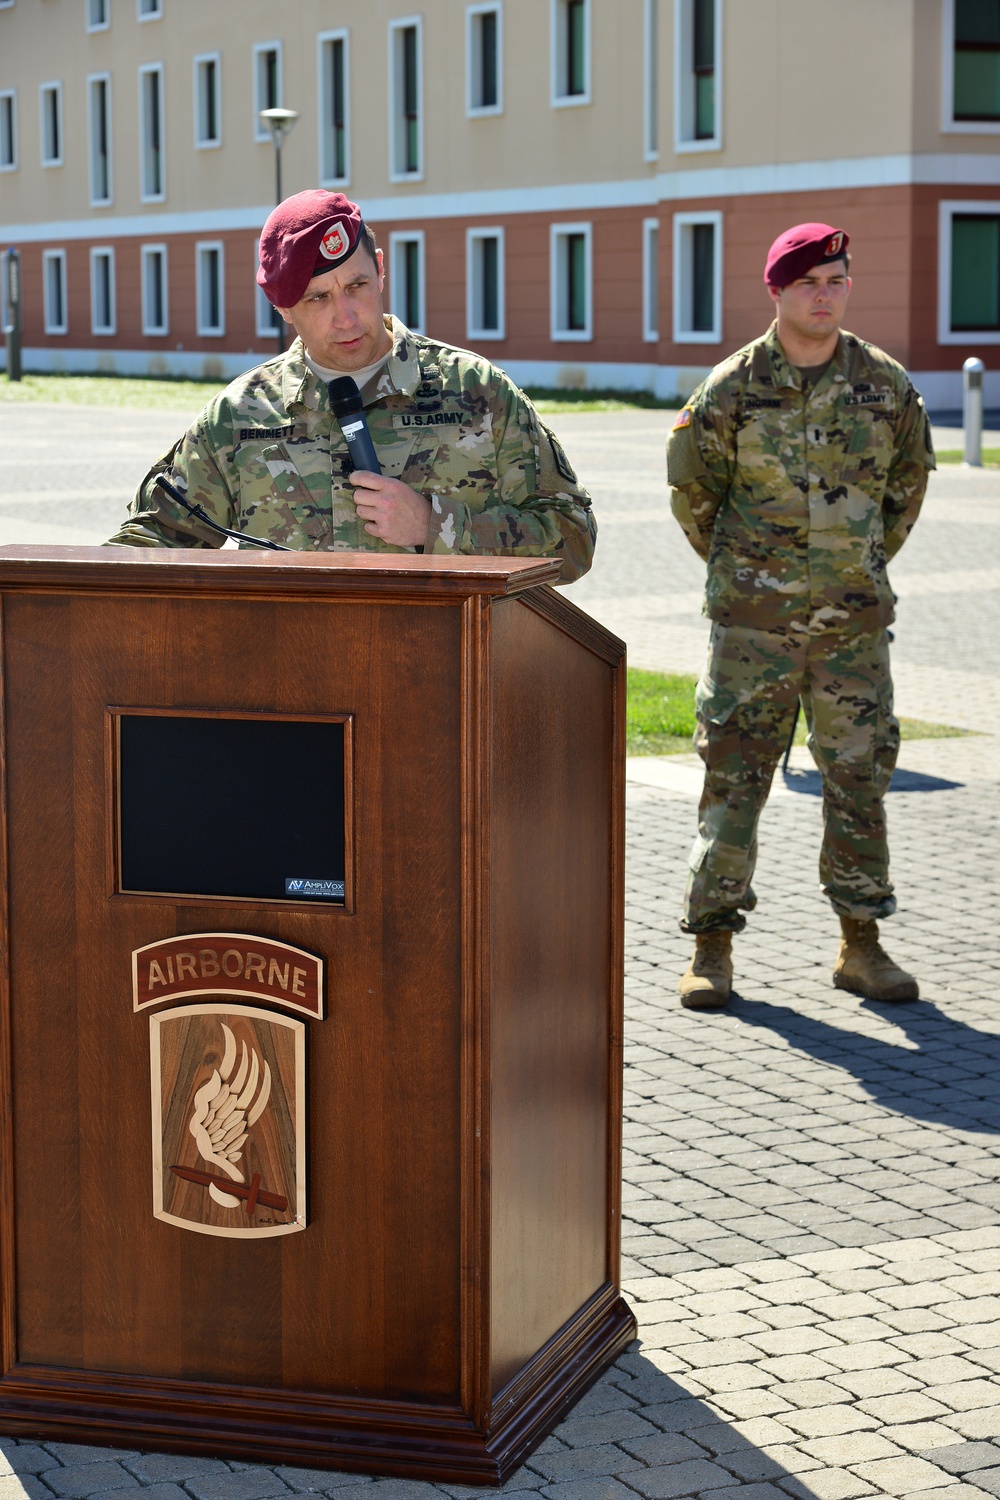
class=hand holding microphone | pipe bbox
[328,376,431,548]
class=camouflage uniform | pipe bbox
[667,323,935,933]
[107,316,596,583]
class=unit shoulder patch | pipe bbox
[548,433,577,483]
[673,408,693,430]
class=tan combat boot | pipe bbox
[833,917,919,1002]
[679,931,733,1011]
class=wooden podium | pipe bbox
[0,548,633,1484]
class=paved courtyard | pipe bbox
[1,403,999,1498]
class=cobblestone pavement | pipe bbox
[2,406,999,1499]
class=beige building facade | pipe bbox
[2,0,1000,404]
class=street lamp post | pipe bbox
[258,106,299,354]
[4,248,22,383]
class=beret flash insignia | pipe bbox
[319,222,350,260]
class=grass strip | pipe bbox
[627,669,698,756]
[0,373,222,412]
[627,667,975,757]
[523,385,682,413]
[935,449,1000,466]
[0,373,685,416]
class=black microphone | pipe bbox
[328,376,382,474]
[152,474,290,551]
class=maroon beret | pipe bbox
[764,223,850,288]
[256,190,366,307]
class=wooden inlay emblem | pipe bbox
[133,932,323,1018]
[150,1003,306,1239]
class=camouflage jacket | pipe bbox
[666,324,935,632]
[107,317,596,583]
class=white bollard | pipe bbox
[963,356,985,467]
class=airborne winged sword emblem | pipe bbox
[186,1023,273,1209]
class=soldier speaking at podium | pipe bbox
[107,190,596,582]
[667,223,935,1011]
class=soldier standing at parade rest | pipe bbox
[666,223,935,1011]
[107,190,596,581]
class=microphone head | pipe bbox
[328,376,364,419]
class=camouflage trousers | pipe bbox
[682,623,900,934]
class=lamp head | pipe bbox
[259,107,299,148]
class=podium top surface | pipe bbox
[0,546,562,599]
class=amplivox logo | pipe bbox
[286,878,346,899]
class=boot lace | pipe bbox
[846,923,896,973]
[698,931,732,963]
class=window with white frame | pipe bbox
[43,249,68,334]
[675,0,721,149]
[253,42,282,141]
[467,228,505,340]
[90,247,115,335]
[673,211,722,342]
[467,3,502,115]
[552,0,590,105]
[389,17,422,179]
[642,219,659,341]
[551,223,592,340]
[952,213,1000,328]
[40,82,63,166]
[256,280,283,339]
[139,63,165,199]
[318,31,349,183]
[88,74,112,204]
[947,0,1000,128]
[644,0,659,158]
[255,236,283,338]
[194,53,221,148]
[939,202,1000,342]
[0,91,16,171]
[138,0,162,18]
[390,231,425,332]
[141,244,168,334]
[86,0,109,32]
[196,241,225,335]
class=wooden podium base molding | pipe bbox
[0,1288,636,1483]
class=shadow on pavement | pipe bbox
[781,766,963,797]
[732,996,1000,1134]
[543,1347,823,1494]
